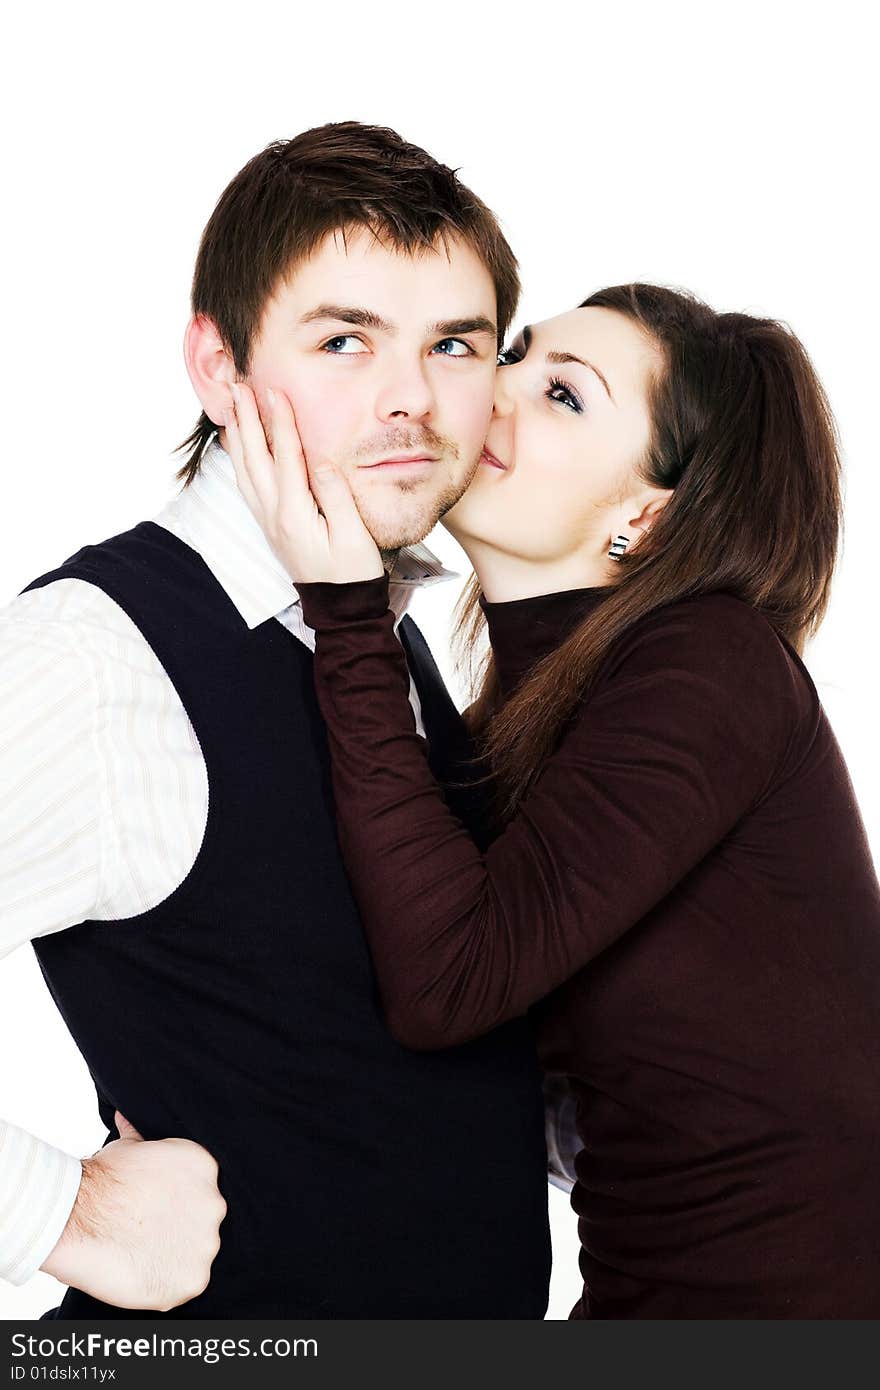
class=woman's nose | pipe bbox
[492,367,516,417]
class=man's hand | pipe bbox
[40,1111,226,1312]
[225,380,385,585]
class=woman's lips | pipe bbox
[480,447,508,471]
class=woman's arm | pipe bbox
[297,574,795,1049]
[222,380,797,1050]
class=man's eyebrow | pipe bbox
[298,304,392,330]
[429,316,497,339]
[298,306,497,339]
[514,323,616,404]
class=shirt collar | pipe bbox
[153,432,459,630]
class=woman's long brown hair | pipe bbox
[454,283,843,823]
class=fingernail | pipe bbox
[266,387,276,409]
[231,382,241,403]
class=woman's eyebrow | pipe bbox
[516,323,616,404]
[547,350,616,405]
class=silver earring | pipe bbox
[608,534,630,561]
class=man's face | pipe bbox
[240,227,499,551]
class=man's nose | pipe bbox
[375,358,435,421]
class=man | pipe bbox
[0,122,554,1318]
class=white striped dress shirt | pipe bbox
[0,435,456,1286]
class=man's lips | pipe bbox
[480,447,508,471]
[361,453,440,469]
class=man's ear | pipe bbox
[183,314,236,427]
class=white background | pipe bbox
[1,0,876,1320]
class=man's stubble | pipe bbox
[351,450,481,554]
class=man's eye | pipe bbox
[433,339,473,357]
[322,335,365,354]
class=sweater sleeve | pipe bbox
[298,575,794,1050]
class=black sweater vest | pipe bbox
[23,523,550,1318]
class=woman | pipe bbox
[226,284,880,1318]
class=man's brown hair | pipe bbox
[175,121,520,484]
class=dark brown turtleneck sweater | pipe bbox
[297,574,880,1319]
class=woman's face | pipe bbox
[443,306,665,574]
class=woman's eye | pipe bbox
[322,335,365,354]
[546,377,583,413]
[497,347,519,366]
[433,338,472,357]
